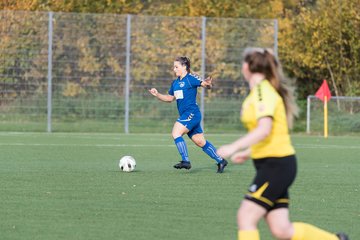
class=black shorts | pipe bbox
[245,155,297,211]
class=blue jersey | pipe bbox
[168,73,202,115]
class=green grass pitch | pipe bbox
[0,132,359,240]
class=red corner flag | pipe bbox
[315,80,331,102]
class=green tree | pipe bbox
[280,0,360,98]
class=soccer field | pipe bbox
[0,132,358,240]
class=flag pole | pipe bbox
[324,95,328,138]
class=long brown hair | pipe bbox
[243,48,299,129]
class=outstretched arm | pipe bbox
[200,76,213,89]
[216,117,273,161]
[230,148,251,164]
[148,88,175,102]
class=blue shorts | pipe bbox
[176,110,203,138]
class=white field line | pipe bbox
[1,132,360,140]
[0,132,172,142]
[294,144,360,149]
[0,142,359,149]
[0,143,176,147]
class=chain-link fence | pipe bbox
[0,10,277,133]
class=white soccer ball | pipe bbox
[119,156,136,172]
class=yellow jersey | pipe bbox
[241,80,295,159]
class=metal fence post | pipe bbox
[274,19,278,58]
[47,11,53,133]
[200,16,206,129]
[306,95,311,133]
[124,14,132,134]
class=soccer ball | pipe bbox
[119,156,136,172]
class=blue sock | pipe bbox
[174,137,190,162]
[202,141,223,163]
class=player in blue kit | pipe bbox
[149,56,228,173]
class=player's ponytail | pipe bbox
[175,56,191,73]
[175,56,205,81]
[265,50,298,129]
[243,48,299,129]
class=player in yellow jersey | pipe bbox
[217,48,349,240]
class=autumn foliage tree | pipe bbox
[279,0,360,98]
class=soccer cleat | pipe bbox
[173,161,192,170]
[216,159,228,173]
[336,233,349,240]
